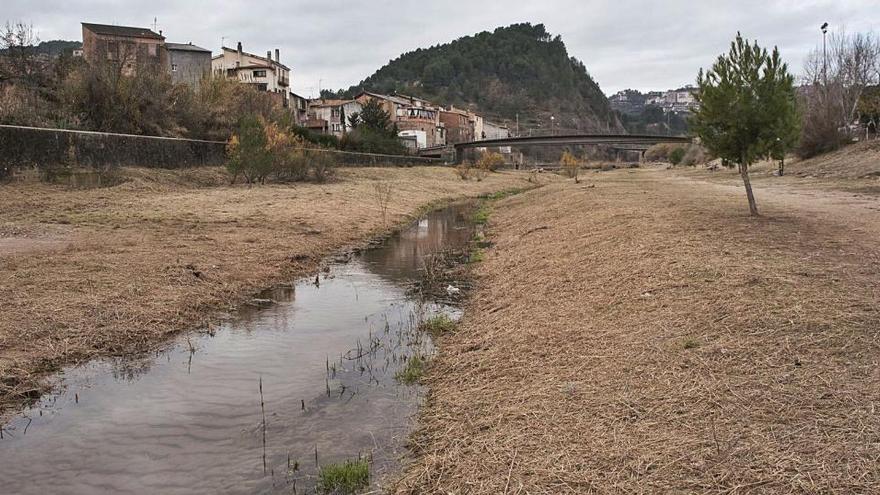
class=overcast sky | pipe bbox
[5,1,878,97]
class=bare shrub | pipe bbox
[372,181,394,226]
[644,143,677,162]
[560,150,580,182]
[455,162,471,180]
[476,152,505,172]
[681,144,709,166]
[309,149,335,183]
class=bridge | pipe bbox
[417,134,692,162]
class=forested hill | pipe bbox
[340,23,622,133]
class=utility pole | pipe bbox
[821,22,829,85]
[515,113,519,137]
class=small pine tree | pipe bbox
[691,33,799,215]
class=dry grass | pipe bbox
[0,166,535,419]
[394,169,880,493]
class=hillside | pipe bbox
[341,23,622,133]
[0,40,81,57]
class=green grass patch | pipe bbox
[683,338,701,350]
[483,187,530,201]
[472,203,491,224]
[469,248,485,263]
[421,314,457,336]
[395,354,426,385]
[317,457,370,494]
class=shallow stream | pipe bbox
[0,203,476,494]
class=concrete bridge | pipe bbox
[419,134,692,163]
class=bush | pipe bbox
[559,150,580,180]
[669,146,686,165]
[455,161,471,180]
[680,144,708,166]
[226,116,271,184]
[644,143,676,162]
[476,151,505,172]
[309,149,336,183]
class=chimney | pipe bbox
[275,49,280,63]
[237,42,242,55]
[267,50,272,62]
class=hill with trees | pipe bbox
[334,23,622,134]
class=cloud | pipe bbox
[4,0,877,96]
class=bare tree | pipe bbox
[799,29,880,155]
[0,21,45,86]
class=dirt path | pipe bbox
[0,166,535,419]
[396,169,880,493]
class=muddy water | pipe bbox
[0,204,475,494]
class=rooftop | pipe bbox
[216,45,290,71]
[166,42,211,53]
[81,22,164,40]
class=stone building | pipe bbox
[166,42,211,88]
[440,107,474,144]
[81,22,167,75]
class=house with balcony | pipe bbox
[211,42,290,106]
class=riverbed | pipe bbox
[0,203,475,494]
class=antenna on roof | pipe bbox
[152,17,158,32]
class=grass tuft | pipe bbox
[395,354,427,385]
[683,338,701,350]
[421,315,457,336]
[317,457,370,494]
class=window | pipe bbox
[106,41,118,60]
[331,123,342,132]
[256,83,268,92]
[331,108,340,118]
[253,69,267,78]
[171,64,178,72]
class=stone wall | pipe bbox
[0,125,227,171]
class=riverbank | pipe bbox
[396,168,880,493]
[0,166,536,419]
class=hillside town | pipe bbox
[78,21,509,152]
[608,86,700,116]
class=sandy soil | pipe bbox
[0,166,535,418]
[395,168,880,493]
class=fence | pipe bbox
[0,125,445,173]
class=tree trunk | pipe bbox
[739,160,759,216]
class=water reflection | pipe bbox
[0,203,475,494]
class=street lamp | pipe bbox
[550,115,555,135]
[821,22,829,84]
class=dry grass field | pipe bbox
[395,168,880,493]
[0,166,534,418]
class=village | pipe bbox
[2,5,880,495]
[77,22,510,154]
